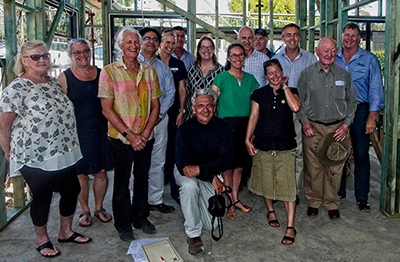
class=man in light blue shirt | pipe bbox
[172,26,195,70]
[275,23,317,204]
[335,22,384,211]
[139,27,176,215]
[238,26,269,87]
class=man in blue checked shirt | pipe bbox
[335,22,384,211]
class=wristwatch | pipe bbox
[179,109,186,113]
[122,128,131,137]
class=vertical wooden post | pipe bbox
[381,0,400,217]
[308,0,315,52]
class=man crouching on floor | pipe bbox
[174,88,233,255]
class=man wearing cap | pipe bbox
[275,23,317,205]
[138,27,176,214]
[297,37,357,219]
[335,22,384,211]
[238,26,269,86]
[172,26,195,70]
[254,28,275,59]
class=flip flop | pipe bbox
[36,241,61,257]
[58,232,92,244]
[79,211,92,227]
[94,208,113,223]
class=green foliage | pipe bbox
[228,0,295,28]
[372,50,384,71]
[229,0,295,15]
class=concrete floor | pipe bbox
[1,148,400,262]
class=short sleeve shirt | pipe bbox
[251,85,297,151]
[0,77,82,177]
[213,71,259,118]
[98,59,162,144]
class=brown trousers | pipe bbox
[303,122,346,210]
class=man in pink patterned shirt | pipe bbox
[98,26,162,242]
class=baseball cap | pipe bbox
[254,28,269,38]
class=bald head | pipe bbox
[238,26,255,54]
[315,37,337,70]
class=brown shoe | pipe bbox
[328,209,340,219]
[187,236,204,255]
[307,207,319,217]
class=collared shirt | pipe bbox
[98,59,162,144]
[157,55,187,117]
[138,54,175,120]
[172,49,195,70]
[335,47,384,112]
[275,48,317,88]
[0,77,82,177]
[266,48,276,59]
[243,49,269,87]
[297,62,357,126]
[251,85,297,151]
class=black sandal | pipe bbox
[281,226,297,245]
[36,241,61,257]
[267,210,280,227]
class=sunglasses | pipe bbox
[24,53,51,61]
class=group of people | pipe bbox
[0,21,383,258]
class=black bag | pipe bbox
[208,186,232,241]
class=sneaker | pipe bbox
[119,230,135,242]
[132,218,157,234]
[187,236,204,255]
[357,200,370,211]
[149,203,175,213]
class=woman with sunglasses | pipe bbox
[0,40,91,258]
[184,36,224,121]
[245,59,300,245]
[211,43,259,219]
[58,39,113,227]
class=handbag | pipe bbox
[208,186,232,241]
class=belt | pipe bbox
[312,119,343,126]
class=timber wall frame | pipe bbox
[1,0,399,230]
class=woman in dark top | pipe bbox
[158,29,187,203]
[245,59,301,245]
[58,38,113,227]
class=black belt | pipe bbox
[312,119,343,126]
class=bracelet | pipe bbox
[122,128,131,137]
[282,86,289,90]
[179,109,186,113]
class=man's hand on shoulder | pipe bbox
[183,166,200,178]
[212,176,225,195]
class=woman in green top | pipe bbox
[212,43,259,219]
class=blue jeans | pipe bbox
[339,103,370,201]
[109,138,154,233]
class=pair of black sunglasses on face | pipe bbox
[24,53,51,61]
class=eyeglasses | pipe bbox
[195,104,214,110]
[200,46,214,51]
[143,36,160,43]
[229,53,245,59]
[24,53,51,61]
[72,49,91,56]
